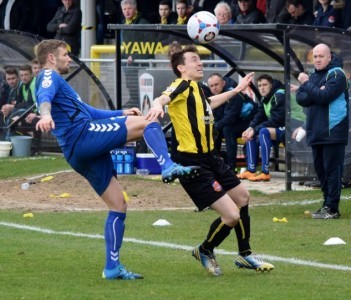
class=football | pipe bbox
[187,11,220,44]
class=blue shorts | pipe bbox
[66,116,128,195]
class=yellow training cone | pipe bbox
[23,213,34,218]
[41,176,54,182]
[58,193,71,198]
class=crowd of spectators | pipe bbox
[113,0,351,30]
[1,1,351,55]
[0,62,42,152]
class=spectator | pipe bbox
[167,41,183,59]
[0,0,40,34]
[157,0,177,45]
[235,0,266,24]
[120,0,154,108]
[30,59,42,77]
[313,0,342,28]
[238,74,285,182]
[176,0,191,24]
[214,1,235,25]
[207,73,256,171]
[0,67,20,115]
[283,0,315,25]
[296,43,348,219]
[158,0,177,24]
[6,65,41,150]
[47,0,82,56]
[0,67,20,140]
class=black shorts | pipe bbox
[178,152,241,211]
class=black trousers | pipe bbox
[311,143,346,212]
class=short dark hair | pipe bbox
[19,64,33,74]
[4,67,18,77]
[286,0,304,8]
[159,0,171,7]
[208,73,224,81]
[170,45,198,78]
[257,74,273,84]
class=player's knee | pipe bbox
[223,211,241,227]
[259,127,270,139]
[241,189,250,206]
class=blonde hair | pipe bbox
[36,40,67,66]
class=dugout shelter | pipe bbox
[0,29,113,152]
[107,23,351,190]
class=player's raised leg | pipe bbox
[125,117,200,183]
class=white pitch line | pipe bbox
[1,221,350,272]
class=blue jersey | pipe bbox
[36,68,128,195]
[36,69,124,143]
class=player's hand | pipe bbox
[1,104,13,116]
[145,106,164,121]
[297,72,309,84]
[242,127,254,142]
[123,107,142,116]
[236,72,255,92]
[25,113,37,124]
[36,115,55,132]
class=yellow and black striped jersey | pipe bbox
[162,78,215,154]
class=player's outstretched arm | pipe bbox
[36,102,55,132]
[124,107,142,116]
[145,95,171,121]
[209,72,254,109]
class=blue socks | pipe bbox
[258,128,271,174]
[246,139,257,172]
[104,211,126,270]
[143,122,173,170]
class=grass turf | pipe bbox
[1,201,351,299]
[1,156,351,299]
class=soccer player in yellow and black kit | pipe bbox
[146,45,274,276]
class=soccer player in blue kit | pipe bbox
[35,39,198,280]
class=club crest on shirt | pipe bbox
[42,76,52,88]
[211,180,222,192]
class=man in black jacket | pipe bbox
[296,43,348,219]
[207,73,255,172]
[47,0,82,56]
[282,0,315,25]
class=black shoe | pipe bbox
[312,206,340,219]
